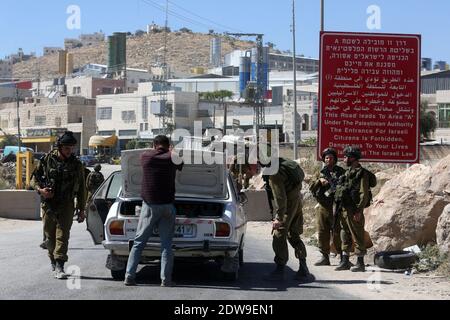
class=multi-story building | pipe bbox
[64,38,82,50]
[0,96,96,154]
[43,47,63,56]
[96,82,199,150]
[223,49,319,73]
[80,32,105,46]
[31,76,125,99]
[0,59,13,81]
[282,84,318,143]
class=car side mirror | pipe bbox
[238,192,248,205]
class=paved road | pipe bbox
[0,220,361,300]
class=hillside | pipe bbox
[12,32,255,80]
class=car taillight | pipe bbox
[215,222,231,237]
[109,220,124,235]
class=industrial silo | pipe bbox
[107,35,118,72]
[250,47,269,99]
[262,46,269,98]
[114,32,127,73]
[210,37,222,67]
[239,56,251,96]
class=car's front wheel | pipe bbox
[111,269,126,281]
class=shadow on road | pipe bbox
[122,261,324,292]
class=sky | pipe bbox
[1,0,449,64]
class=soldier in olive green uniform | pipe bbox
[30,131,86,279]
[86,164,105,201]
[309,148,345,266]
[334,146,370,272]
[262,158,312,282]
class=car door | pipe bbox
[86,171,122,245]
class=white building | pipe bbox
[96,82,199,150]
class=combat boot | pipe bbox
[54,260,68,280]
[314,254,330,266]
[351,256,366,272]
[50,258,56,275]
[263,264,285,281]
[335,254,352,271]
[295,258,313,281]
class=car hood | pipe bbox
[121,149,227,199]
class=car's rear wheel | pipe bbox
[221,251,240,281]
[111,269,126,280]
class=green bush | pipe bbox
[414,244,448,273]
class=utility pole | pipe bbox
[321,0,325,32]
[16,88,21,153]
[292,0,299,160]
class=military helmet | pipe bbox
[57,131,77,146]
[343,146,362,160]
[321,148,338,163]
[94,164,102,172]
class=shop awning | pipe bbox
[21,136,57,144]
[89,135,118,147]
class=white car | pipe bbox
[86,149,248,281]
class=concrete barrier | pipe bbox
[0,190,41,220]
[243,190,273,221]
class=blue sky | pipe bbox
[1,0,449,63]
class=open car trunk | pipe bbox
[121,149,227,199]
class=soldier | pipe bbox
[86,164,105,201]
[334,146,371,272]
[261,157,312,282]
[30,131,86,279]
[309,148,346,266]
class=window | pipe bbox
[119,130,137,136]
[175,104,189,118]
[142,99,148,120]
[438,104,450,128]
[55,117,62,127]
[27,111,31,120]
[98,130,116,136]
[121,110,136,122]
[145,123,148,131]
[97,107,112,120]
[101,87,113,94]
[35,116,46,126]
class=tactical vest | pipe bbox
[42,151,82,204]
[278,158,304,192]
[312,165,345,208]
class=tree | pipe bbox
[0,128,17,149]
[420,101,437,140]
[135,30,146,37]
[179,27,192,33]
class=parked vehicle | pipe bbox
[2,146,34,156]
[79,155,97,167]
[86,149,248,281]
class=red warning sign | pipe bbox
[318,31,421,163]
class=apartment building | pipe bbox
[0,96,96,154]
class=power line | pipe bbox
[140,0,228,32]
[167,0,243,33]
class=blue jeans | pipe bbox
[125,202,176,282]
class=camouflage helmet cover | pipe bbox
[343,145,362,160]
[57,131,77,146]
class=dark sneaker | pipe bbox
[124,276,137,286]
[40,240,48,250]
[160,280,176,287]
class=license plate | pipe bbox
[153,224,195,237]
